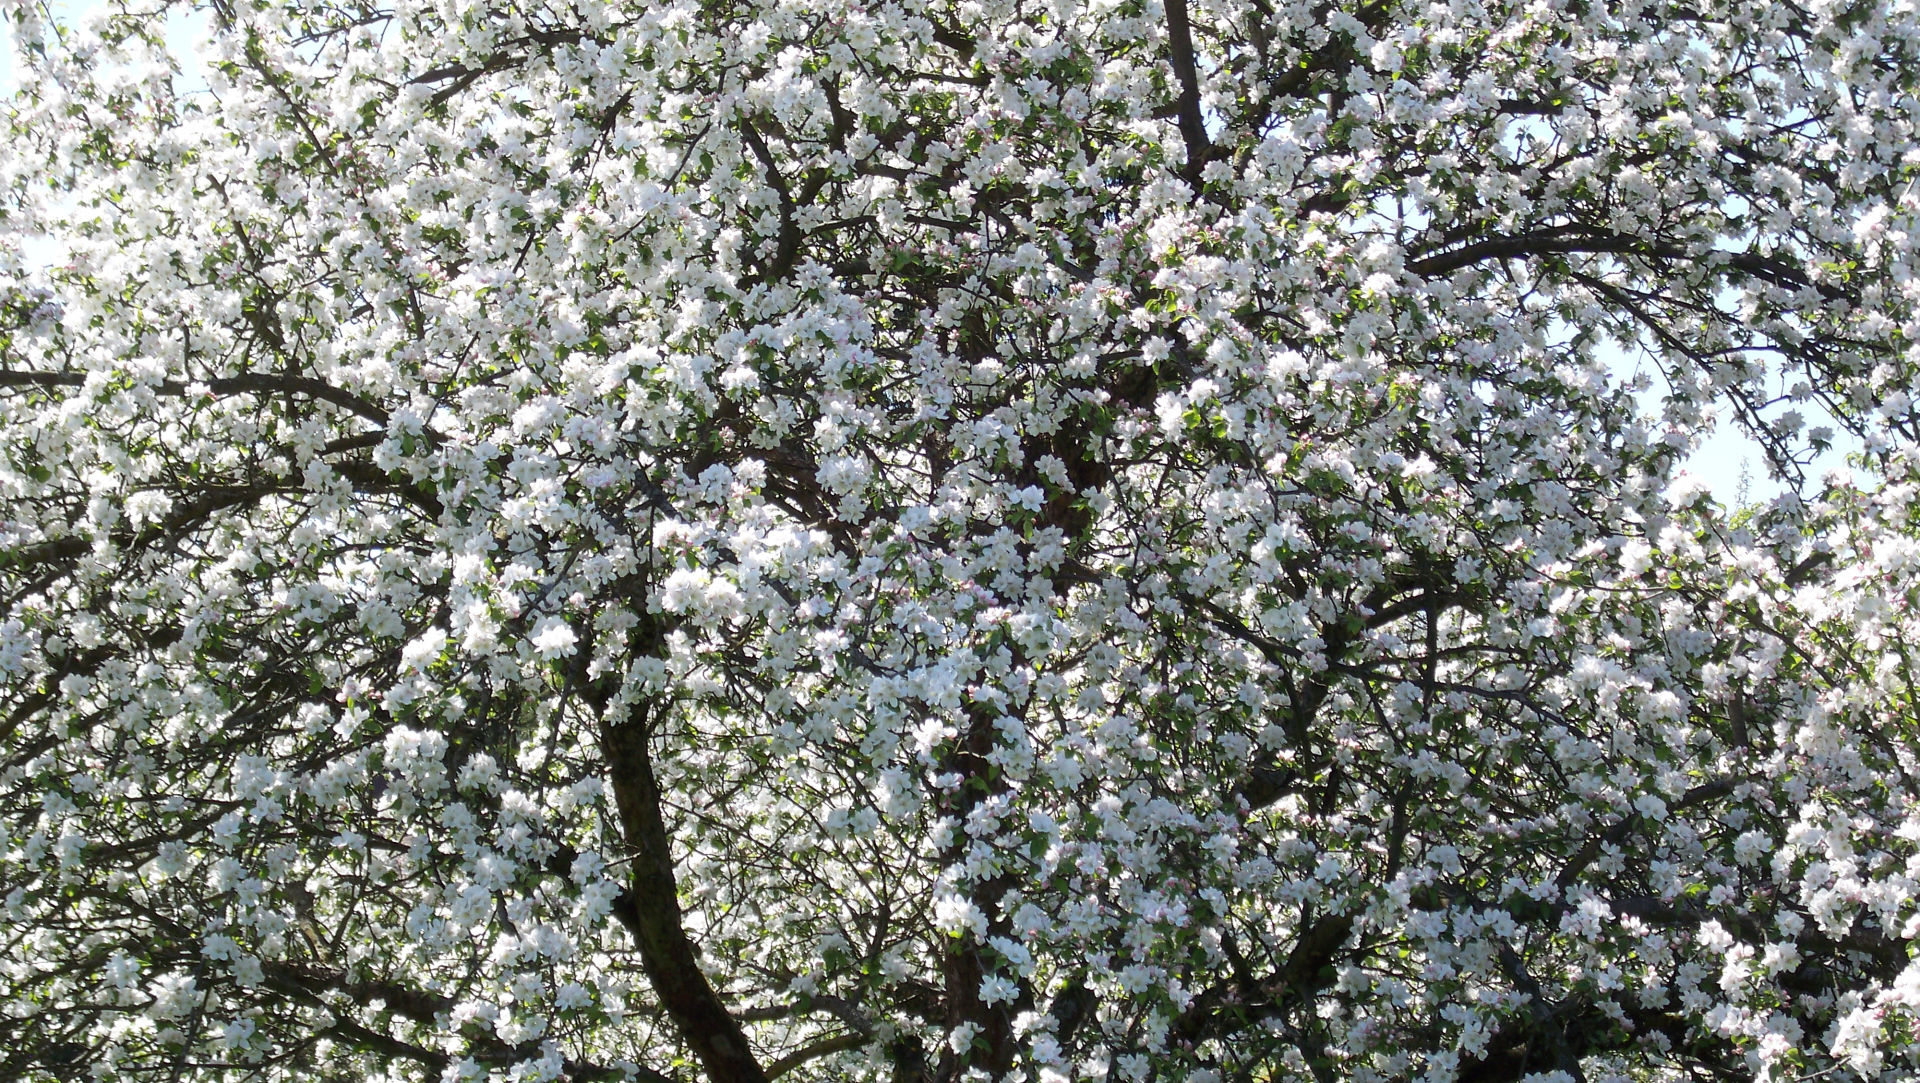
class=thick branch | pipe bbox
[736,119,803,285]
[1164,0,1213,185]
[765,1034,866,1081]
[602,712,767,1083]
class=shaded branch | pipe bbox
[0,369,391,426]
[765,1034,867,1081]
[1164,0,1212,185]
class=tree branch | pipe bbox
[765,1034,866,1081]
[0,369,391,426]
[601,705,768,1083]
[1164,0,1212,186]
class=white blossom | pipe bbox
[3,0,1919,1080]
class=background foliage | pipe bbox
[4,0,1920,1081]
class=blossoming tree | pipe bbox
[3,0,1920,1080]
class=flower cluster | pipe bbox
[3,0,1920,1081]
